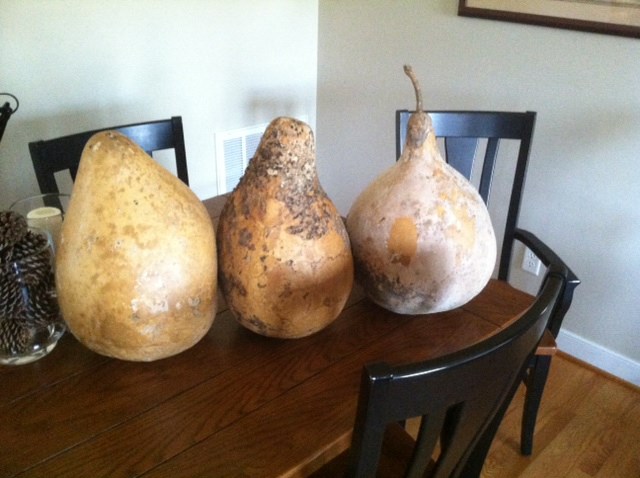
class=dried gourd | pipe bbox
[346,66,496,314]
[217,117,353,338]
[56,132,217,361]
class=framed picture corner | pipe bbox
[457,0,640,38]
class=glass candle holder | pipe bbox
[0,226,65,365]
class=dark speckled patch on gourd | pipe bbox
[234,118,333,241]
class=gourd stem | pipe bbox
[403,65,423,112]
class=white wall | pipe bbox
[0,0,318,203]
[316,1,640,383]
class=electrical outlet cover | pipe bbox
[522,247,542,276]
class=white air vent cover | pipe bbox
[215,123,267,194]
[215,116,309,194]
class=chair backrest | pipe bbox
[344,263,566,478]
[396,110,536,281]
[29,116,189,193]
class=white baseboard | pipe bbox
[557,329,640,387]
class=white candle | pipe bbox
[27,207,63,251]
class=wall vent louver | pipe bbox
[215,123,267,194]
[215,116,309,195]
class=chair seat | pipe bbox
[536,329,558,356]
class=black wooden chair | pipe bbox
[310,262,567,478]
[395,110,580,455]
[28,116,189,193]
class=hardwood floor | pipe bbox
[481,353,640,478]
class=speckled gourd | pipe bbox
[56,131,217,361]
[346,66,497,314]
[217,117,354,338]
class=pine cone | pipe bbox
[0,272,23,316]
[0,243,14,264]
[1,218,60,349]
[0,318,33,355]
[23,285,60,327]
[0,211,28,256]
[10,230,52,285]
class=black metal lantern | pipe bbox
[0,93,19,145]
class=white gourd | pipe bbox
[346,65,496,314]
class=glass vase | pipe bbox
[0,226,65,365]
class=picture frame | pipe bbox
[458,0,640,38]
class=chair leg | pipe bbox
[521,355,552,455]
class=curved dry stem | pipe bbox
[403,65,423,112]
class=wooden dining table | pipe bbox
[1,194,534,478]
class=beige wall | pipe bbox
[0,0,318,202]
[316,0,640,383]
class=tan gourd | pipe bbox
[56,131,217,361]
[217,117,353,338]
[346,66,496,314]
